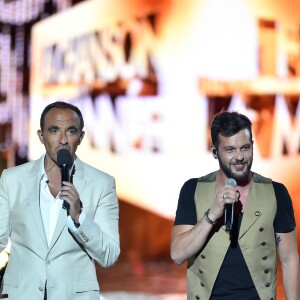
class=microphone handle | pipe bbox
[61,164,70,210]
[225,203,234,232]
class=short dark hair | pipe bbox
[210,111,252,148]
[40,101,84,131]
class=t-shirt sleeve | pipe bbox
[273,181,296,233]
[174,178,198,226]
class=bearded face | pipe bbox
[216,129,253,183]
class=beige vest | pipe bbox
[187,172,277,300]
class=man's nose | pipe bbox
[59,132,68,144]
[235,150,244,161]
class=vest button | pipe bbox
[200,254,206,259]
[255,211,260,216]
[265,283,270,287]
[195,296,200,300]
[259,227,264,232]
[270,298,274,300]
[264,269,269,273]
[199,268,203,274]
[200,282,205,287]
[263,256,267,260]
[261,241,266,246]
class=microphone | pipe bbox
[224,178,237,232]
[57,148,73,210]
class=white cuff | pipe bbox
[66,210,87,231]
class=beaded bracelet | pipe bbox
[204,209,217,225]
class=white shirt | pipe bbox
[40,173,61,245]
[39,156,86,246]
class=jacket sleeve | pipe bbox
[72,174,120,268]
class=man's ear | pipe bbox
[211,145,218,159]
[37,130,44,144]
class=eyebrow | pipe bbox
[47,125,59,131]
[67,125,79,132]
[47,125,79,131]
[224,143,252,149]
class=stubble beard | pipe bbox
[219,157,253,184]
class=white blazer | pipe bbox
[0,156,120,300]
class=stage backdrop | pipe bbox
[29,0,300,245]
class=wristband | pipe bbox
[204,209,217,225]
[74,209,82,228]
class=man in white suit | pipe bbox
[0,101,120,300]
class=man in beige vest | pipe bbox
[171,111,300,299]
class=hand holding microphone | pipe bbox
[206,178,238,227]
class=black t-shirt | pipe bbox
[174,178,296,299]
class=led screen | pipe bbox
[29,0,300,227]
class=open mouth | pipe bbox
[232,163,246,172]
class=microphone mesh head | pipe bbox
[57,149,73,167]
[225,178,237,187]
